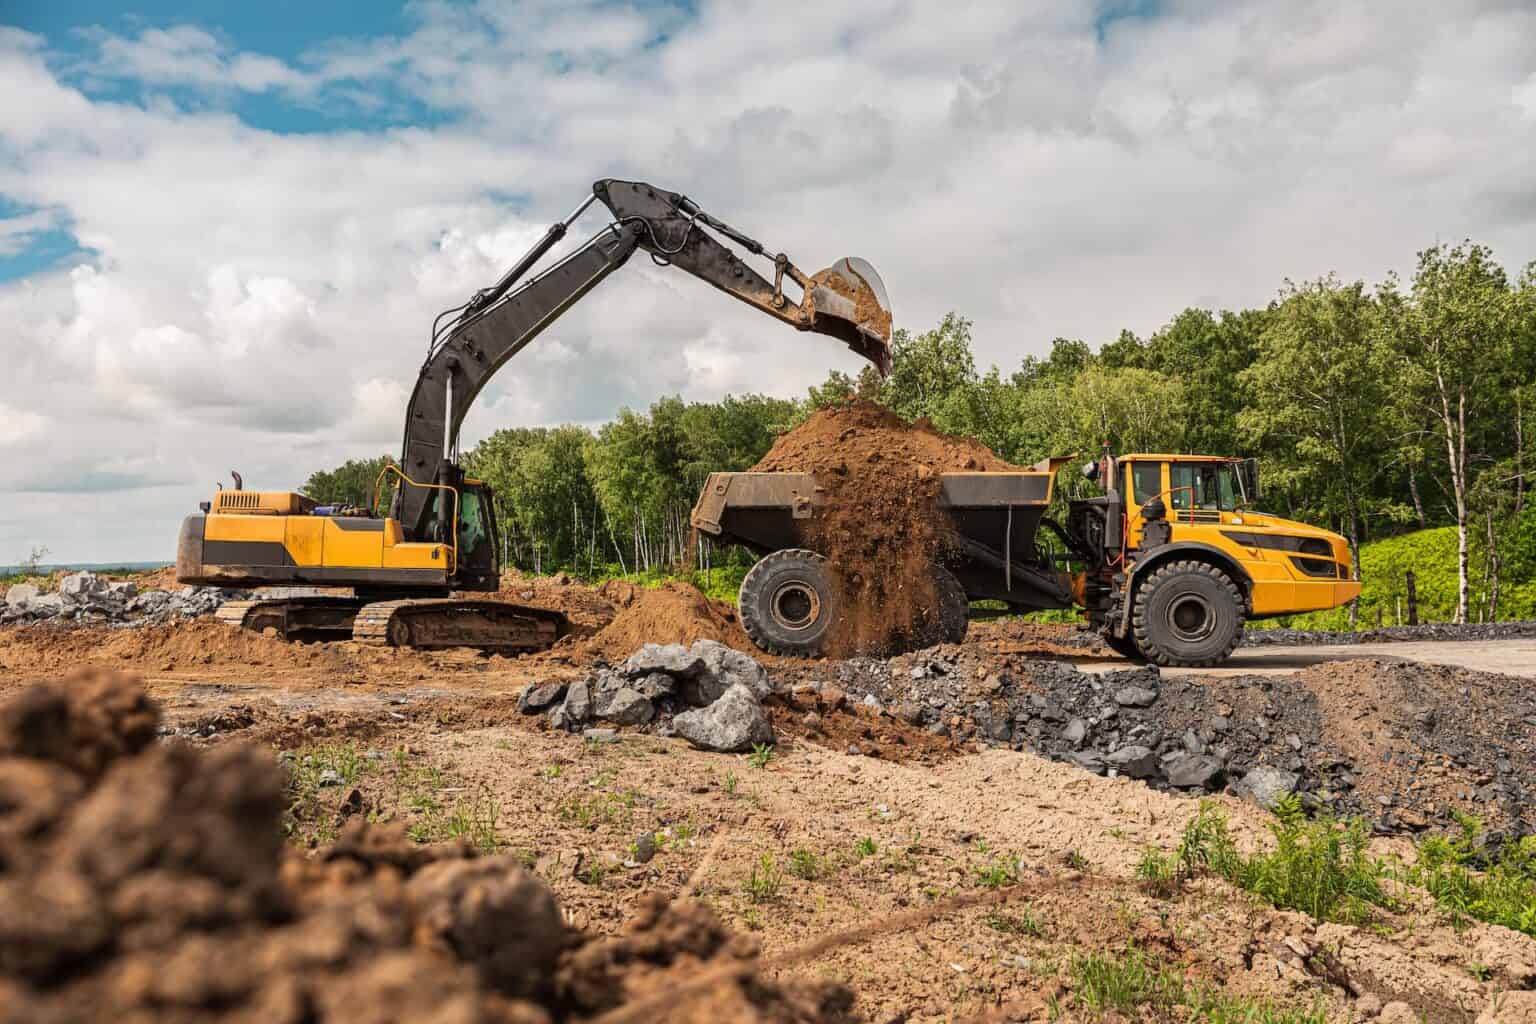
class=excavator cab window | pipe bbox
[1131,462,1164,505]
[455,486,499,581]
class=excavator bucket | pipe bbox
[805,257,893,375]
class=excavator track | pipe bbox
[215,595,369,642]
[351,599,568,652]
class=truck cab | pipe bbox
[1073,453,1360,666]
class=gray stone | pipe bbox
[26,593,64,617]
[632,834,657,864]
[5,583,38,609]
[621,643,704,679]
[547,704,573,732]
[1182,729,1205,755]
[672,683,774,753]
[1166,754,1226,790]
[1105,744,1159,778]
[317,769,344,787]
[863,694,881,708]
[58,572,112,606]
[632,672,677,700]
[601,688,655,726]
[1113,686,1158,708]
[518,681,569,714]
[108,580,138,600]
[1067,750,1106,774]
[582,728,621,743]
[1237,766,1300,810]
[561,679,592,724]
[688,640,771,701]
[1062,718,1088,747]
[896,701,925,726]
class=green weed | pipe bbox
[743,853,784,903]
[1408,814,1536,937]
[748,743,775,769]
[788,847,823,881]
[854,836,878,858]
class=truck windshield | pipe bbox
[1169,462,1239,512]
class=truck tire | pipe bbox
[738,549,839,657]
[1131,560,1245,667]
[933,565,969,645]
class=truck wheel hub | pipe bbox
[1166,594,1214,642]
[770,582,820,631]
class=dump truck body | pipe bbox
[692,453,1361,666]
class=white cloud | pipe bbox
[1,0,1535,561]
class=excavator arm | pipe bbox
[394,178,894,541]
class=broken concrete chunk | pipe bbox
[1236,766,1300,810]
[560,679,592,724]
[600,688,655,726]
[687,640,771,701]
[621,643,704,679]
[5,583,39,609]
[672,683,773,753]
[1113,686,1159,708]
[1105,745,1158,779]
[1166,754,1226,790]
[517,681,569,715]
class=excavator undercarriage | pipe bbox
[179,178,893,653]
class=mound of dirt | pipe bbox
[582,581,754,662]
[0,672,855,1023]
[496,571,618,637]
[750,400,1023,656]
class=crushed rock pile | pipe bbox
[2,570,240,627]
[0,671,856,1023]
[523,639,775,753]
[748,399,1022,657]
[787,647,1536,839]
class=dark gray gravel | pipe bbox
[1245,620,1536,646]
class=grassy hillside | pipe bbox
[1274,512,1536,629]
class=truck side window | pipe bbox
[1132,463,1163,504]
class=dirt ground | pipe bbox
[4,571,1534,1022]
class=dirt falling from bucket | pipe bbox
[750,400,1022,657]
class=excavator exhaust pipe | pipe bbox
[804,257,894,375]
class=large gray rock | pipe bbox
[518,681,568,714]
[601,688,655,726]
[672,683,774,753]
[1237,766,1300,810]
[58,572,110,605]
[26,593,64,618]
[631,672,677,700]
[1105,744,1159,779]
[561,679,593,724]
[686,640,770,703]
[621,643,705,679]
[129,590,176,615]
[1166,754,1226,790]
[5,583,39,609]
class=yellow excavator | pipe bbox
[176,179,894,651]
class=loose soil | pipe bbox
[0,671,856,1024]
[749,400,1023,656]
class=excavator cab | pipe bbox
[418,473,501,593]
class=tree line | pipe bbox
[304,240,1536,624]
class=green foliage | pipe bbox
[1409,815,1536,937]
[973,853,1023,888]
[854,836,877,858]
[787,847,823,881]
[301,455,394,509]
[1176,802,1394,925]
[1068,947,1327,1022]
[747,743,774,769]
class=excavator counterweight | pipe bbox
[177,179,893,653]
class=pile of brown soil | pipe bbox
[0,672,855,1023]
[495,571,618,637]
[580,581,754,662]
[750,400,1022,656]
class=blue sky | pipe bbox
[1,0,1534,560]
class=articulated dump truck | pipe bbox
[691,453,1361,667]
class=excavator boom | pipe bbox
[395,178,893,541]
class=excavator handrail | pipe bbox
[374,463,459,575]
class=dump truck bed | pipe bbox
[690,469,1072,611]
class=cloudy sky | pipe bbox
[2,0,1534,563]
